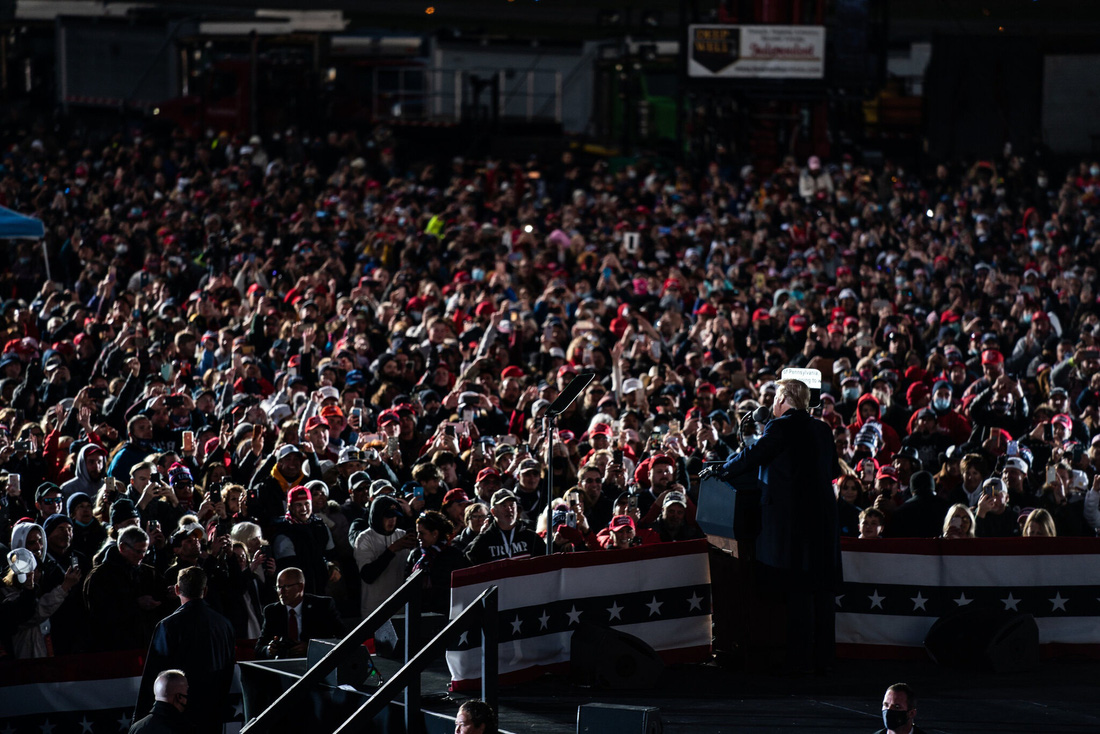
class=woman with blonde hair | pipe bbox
[942,503,976,539]
[1022,508,1056,537]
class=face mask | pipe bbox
[1027,228,1038,238]
[849,217,860,228]
[895,275,906,287]
[1031,239,1044,253]
[743,434,759,449]
[1091,167,1100,177]
[843,387,861,402]
[1037,177,1048,188]
[933,397,951,412]
[883,709,909,731]
[837,196,850,206]
[843,162,853,173]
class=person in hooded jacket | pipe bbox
[268,485,334,596]
[353,495,416,617]
[60,443,108,501]
[846,394,901,457]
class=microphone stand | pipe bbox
[542,372,594,556]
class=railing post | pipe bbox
[405,584,422,734]
[481,587,498,718]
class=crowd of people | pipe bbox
[1,118,1099,671]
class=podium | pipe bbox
[695,475,761,550]
[696,475,782,668]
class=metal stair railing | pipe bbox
[241,569,499,734]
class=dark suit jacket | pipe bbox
[135,599,236,734]
[718,409,841,588]
[255,593,345,658]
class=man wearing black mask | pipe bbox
[875,682,927,734]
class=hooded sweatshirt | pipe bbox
[352,496,410,616]
[4,521,69,658]
[847,393,901,456]
[60,444,105,501]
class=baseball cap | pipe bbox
[443,489,471,506]
[1003,457,1028,473]
[609,515,636,532]
[476,467,502,483]
[981,349,1004,365]
[275,444,303,460]
[518,458,540,473]
[490,488,518,506]
[304,415,329,432]
[663,491,688,509]
[622,378,644,394]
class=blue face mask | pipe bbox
[933,397,951,412]
[1031,239,1044,253]
[743,434,759,449]
[843,387,861,402]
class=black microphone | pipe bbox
[752,406,771,424]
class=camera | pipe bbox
[13,439,34,452]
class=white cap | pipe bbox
[622,378,644,394]
[318,386,340,401]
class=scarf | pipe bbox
[271,463,303,493]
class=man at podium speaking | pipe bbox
[712,378,841,674]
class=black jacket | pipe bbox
[718,409,841,588]
[464,520,546,566]
[135,599,236,734]
[255,593,345,659]
[128,701,187,734]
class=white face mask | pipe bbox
[743,434,759,449]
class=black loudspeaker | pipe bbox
[577,703,663,734]
[924,607,1039,673]
[569,623,665,689]
[307,638,378,687]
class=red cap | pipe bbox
[320,405,344,418]
[696,382,716,395]
[827,324,843,334]
[1031,310,1049,323]
[475,301,495,317]
[830,307,846,322]
[1051,413,1073,428]
[500,365,524,380]
[443,489,471,506]
[836,266,851,277]
[609,515,636,532]
[590,423,613,437]
[980,349,1004,365]
[940,310,960,324]
[377,410,399,425]
[788,314,809,332]
[304,416,329,432]
[694,303,717,317]
[876,466,899,481]
[558,364,578,377]
[843,316,859,327]
[476,467,501,483]
[751,308,771,322]
[287,485,311,505]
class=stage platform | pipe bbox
[395,654,1098,733]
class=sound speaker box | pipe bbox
[577,703,663,734]
[924,607,1039,673]
[569,623,665,689]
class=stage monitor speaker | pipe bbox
[307,638,378,687]
[695,475,760,541]
[569,623,665,689]
[577,703,663,734]
[924,607,1039,673]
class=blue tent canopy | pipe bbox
[0,205,45,239]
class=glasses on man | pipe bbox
[41,497,64,505]
[277,581,304,591]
